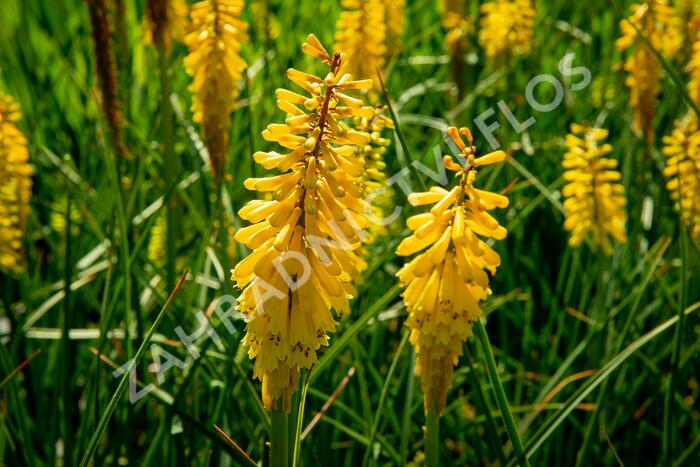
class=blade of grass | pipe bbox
[362,330,409,466]
[309,285,401,385]
[0,348,41,390]
[377,70,427,192]
[399,350,416,467]
[520,302,700,463]
[475,320,531,467]
[292,369,312,467]
[78,270,188,467]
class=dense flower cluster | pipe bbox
[396,127,509,414]
[231,35,375,411]
[353,108,395,240]
[616,1,681,142]
[145,0,189,50]
[478,0,535,62]
[562,124,627,254]
[184,0,248,177]
[0,93,33,275]
[689,29,700,107]
[335,0,387,86]
[385,0,406,55]
[662,115,700,238]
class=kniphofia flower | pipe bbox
[232,34,375,411]
[353,108,395,240]
[562,123,627,255]
[335,0,387,86]
[184,0,248,177]
[662,115,700,238]
[384,0,406,55]
[478,0,535,63]
[689,27,700,107]
[396,127,509,414]
[0,93,33,275]
[616,1,682,142]
[145,0,189,50]
[87,0,127,158]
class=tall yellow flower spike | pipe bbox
[396,127,509,415]
[662,115,700,239]
[384,0,406,55]
[0,93,33,275]
[353,108,395,240]
[562,123,627,255]
[335,0,387,86]
[232,34,375,411]
[478,0,535,63]
[145,0,189,50]
[184,0,248,177]
[616,1,682,143]
[689,28,700,107]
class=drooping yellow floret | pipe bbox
[335,0,387,86]
[353,108,395,240]
[478,0,535,63]
[145,0,189,50]
[662,114,700,239]
[396,127,509,415]
[616,1,682,142]
[0,93,33,275]
[184,0,248,177]
[561,123,627,255]
[232,34,375,411]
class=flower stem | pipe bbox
[425,407,440,467]
[474,320,530,467]
[270,409,289,467]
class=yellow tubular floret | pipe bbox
[232,35,375,411]
[396,126,509,415]
[616,1,682,143]
[335,0,387,87]
[184,0,248,177]
[561,123,627,255]
[478,0,535,63]
[0,93,33,275]
[662,114,700,239]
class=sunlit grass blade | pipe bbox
[78,270,188,467]
[520,302,700,462]
[362,330,409,466]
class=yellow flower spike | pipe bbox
[233,34,373,412]
[561,123,627,255]
[396,126,509,415]
[689,27,700,108]
[662,114,700,239]
[184,0,248,178]
[0,93,33,275]
[478,0,535,64]
[384,0,406,55]
[351,107,396,241]
[335,0,388,88]
[144,0,189,50]
[616,1,682,143]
